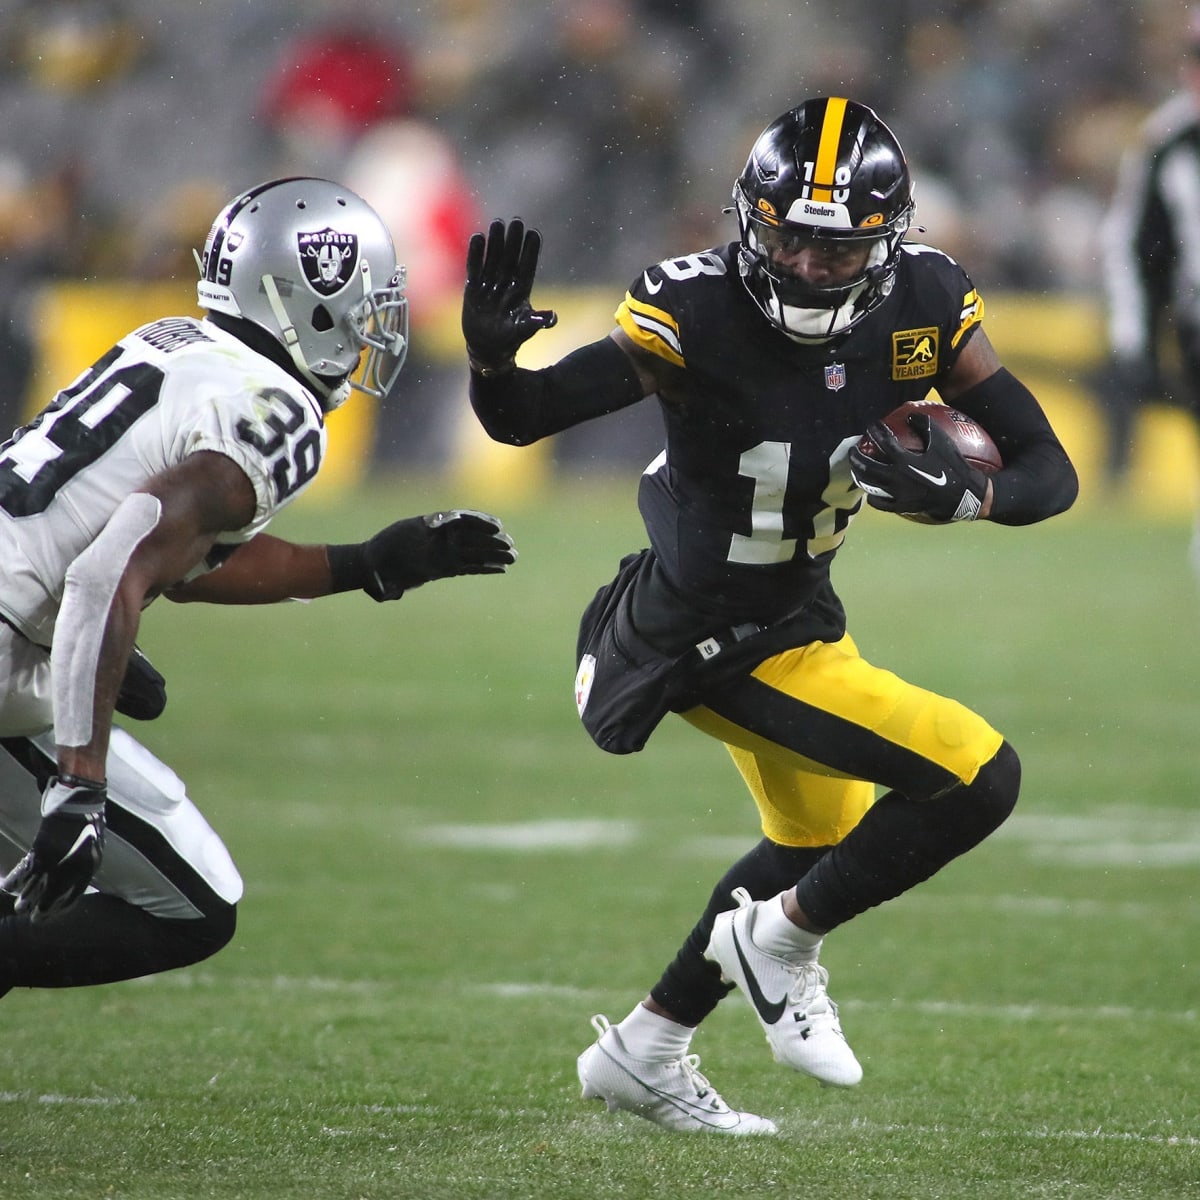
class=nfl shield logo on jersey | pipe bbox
[824,362,847,391]
[297,228,359,296]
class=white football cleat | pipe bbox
[706,887,863,1087]
[577,1014,777,1136]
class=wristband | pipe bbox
[56,773,106,790]
[42,774,106,817]
[468,355,517,378]
[327,543,367,593]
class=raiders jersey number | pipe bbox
[0,347,320,521]
[0,347,160,518]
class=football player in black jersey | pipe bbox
[463,97,1078,1135]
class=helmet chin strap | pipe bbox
[260,273,333,398]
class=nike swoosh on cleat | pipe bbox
[910,467,947,486]
[730,925,788,1024]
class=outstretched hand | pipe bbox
[328,511,518,602]
[462,219,558,372]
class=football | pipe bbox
[857,399,1002,474]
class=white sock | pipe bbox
[752,893,823,961]
[615,1002,695,1061]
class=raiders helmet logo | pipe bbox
[297,228,359,296]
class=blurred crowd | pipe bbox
[0,0,1189,464]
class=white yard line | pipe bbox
[1,1090,1190,1150]
[467,982,1199,1025]
[404,809,1200,867]
[123,973,1198,1026]
[789,1115,1200,1148]
[414,818,638,850]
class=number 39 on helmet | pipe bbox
[195,177,408,408]
[732,97,914,344]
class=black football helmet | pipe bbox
[733,97,914,342]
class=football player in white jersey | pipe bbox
[0,177,516,993]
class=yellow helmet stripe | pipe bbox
[812,96,849,202]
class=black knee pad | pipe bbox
[163,902,238,967]
[961,738,1021,834]
[792,740,1023,932]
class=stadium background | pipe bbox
[2,0,1199,512]
[2,6,1198,1196]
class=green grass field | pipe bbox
[1,478,1197,1199]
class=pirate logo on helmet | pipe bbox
[298,228,359,296]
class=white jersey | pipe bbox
[1101,91,1200,358]
[0,315,327,645]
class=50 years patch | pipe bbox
[891,327,939,380]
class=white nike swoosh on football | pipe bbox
[911,467,948,486]
[643,272,663,295]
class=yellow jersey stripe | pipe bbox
[951,288,985,349]
[615,293,686,368]
[812,96,848,202]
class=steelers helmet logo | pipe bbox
[297,228,359,296]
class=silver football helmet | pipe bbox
[196,177,408,407]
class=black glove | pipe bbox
[462,218,558,372]
[328,510,517,602]
[0,775,106,922]
[114,643,167,721]
[849,411,989,524]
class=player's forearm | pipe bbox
[468,365,553,445]
[469,336,646,445]
[52,494,163,779]
[986,440,1078,525]
[56,604,134,783]
[165,536,332,603]
[950,367,1079,525]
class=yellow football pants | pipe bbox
[679,632,1005,848]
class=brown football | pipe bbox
[857,399,1002,474]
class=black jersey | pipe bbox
[615,240,984,626]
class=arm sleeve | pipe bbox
[468,336,647,446]
[953,368,1079,525]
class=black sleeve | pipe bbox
[952,367,1079,525]
[468,336,646,446]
